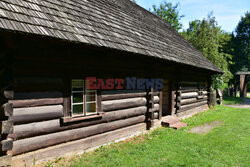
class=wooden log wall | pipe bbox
[0,52,14,166]
[9,87,150,156]
[173,81,209,114]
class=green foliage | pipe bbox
[52,106,249,167]
[152,1,184,31]
[182,13,233,89]
[231,12,250,74]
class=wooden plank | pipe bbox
[12,123,146,167]
[1,120,13,134]
[1,139,13,151]
[62,114,103,123]
[13,92,63,100]
[0,103,13,117]
[96,91,102,113]
[9,106,147,140]
[10,98,63,108]
[171,91,176,115]
[102,97,147,111]
[13,77,64,91]
[12,115,146,155]
[12,105,63,124]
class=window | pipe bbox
[71,79,97,117]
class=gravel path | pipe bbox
[225,98,250,109]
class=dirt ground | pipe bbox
[190,121,222,134]
[225,98,250,109]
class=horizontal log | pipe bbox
[181,97,208,105]
[12,115,146,155]
[153,96,160,103]
[13,92,63,100]
[1,139,13,151]
[181,92,198,99]
[13,77,64,91]
[9,106,147,140]
[180,89,198,93]
[154,112,159,119]
[12,123,146,167]
[180,87,198,90]
[149,104,160,112]
[12,105,63,124]
[0,103,13,117]
[202,91,208,95]
[102,97,147,111]
[101,92,147,101]
[177,101,208,113]
[10,98,63,108]
[0,90,14,101]
[1,120,13,134]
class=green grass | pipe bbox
[223,96,243,105]
[52,106,250,167]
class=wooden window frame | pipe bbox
[61,79,103,123]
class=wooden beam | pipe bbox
[101,92,147,101]
[180,97,208,105]
[10,98,63,108]
[102,97,147,112]
[9,106,147,140]
[0,139,13,151]
[177,101,208,113]
[0,103,13,117]
[13,92,63,100]
[13,105,63,124]
[12,115,146,155]
[1,120,13,134]
[180,92,198,99]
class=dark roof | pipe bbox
[236,71,250,75]
[0,0,222,72]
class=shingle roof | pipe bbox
[0,0,222,72]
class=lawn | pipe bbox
[48,106,250,167]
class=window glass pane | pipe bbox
[86,91,96,102]
[86,95,95,102]
[72,104,83,116]
[73,93,83,103]
[72,80,84,92]
[86,102,96,115]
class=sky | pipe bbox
[136,0,250,32]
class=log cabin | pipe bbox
[0,0,222,166]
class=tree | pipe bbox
[152,1,184,31]
[231,12,250,73]
[182,13,233,89]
